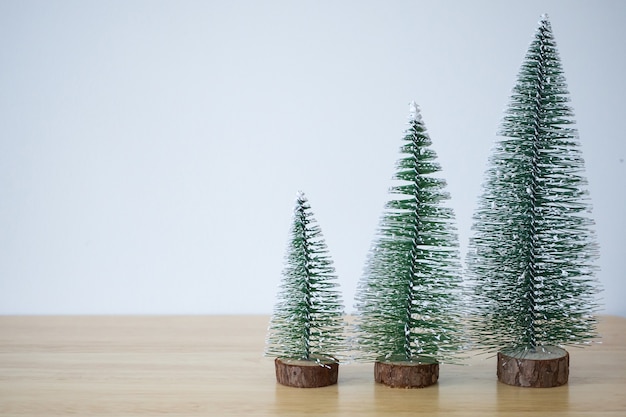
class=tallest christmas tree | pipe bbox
[467,15,601,387]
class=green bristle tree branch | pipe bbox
[466,14,601,355]
[354,102,465,364]
[265,192,345,364]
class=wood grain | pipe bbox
[274,358,339,388]
[497,348,569,387]
[1,315,625,416]
[374,360,439,388]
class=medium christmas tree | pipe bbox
[354,102,465,388]
[466,15,601,387]
[265,192,345,387]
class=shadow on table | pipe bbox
[496,380,570,414]
[373,380,440,414]
[272,382,339,415]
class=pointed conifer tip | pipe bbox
[296,190,307,202]
[408,101,422,123]
[539,13,550,26]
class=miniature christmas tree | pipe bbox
[354,102,465,388]
[466,15,601,387]
[265,192,345,387]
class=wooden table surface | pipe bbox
[1,315,624,416]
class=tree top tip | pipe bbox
[408,101,422,123]
[296,190,307,200]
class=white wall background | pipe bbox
[1,0,624,316]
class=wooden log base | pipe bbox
[274,358,339,388]
[497,346,569,388]
[374,360,439,388]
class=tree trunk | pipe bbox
[497,346,569,388]
[274,358,339,388]
[374,360,439,388]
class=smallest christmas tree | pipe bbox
[265,192,345,388]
